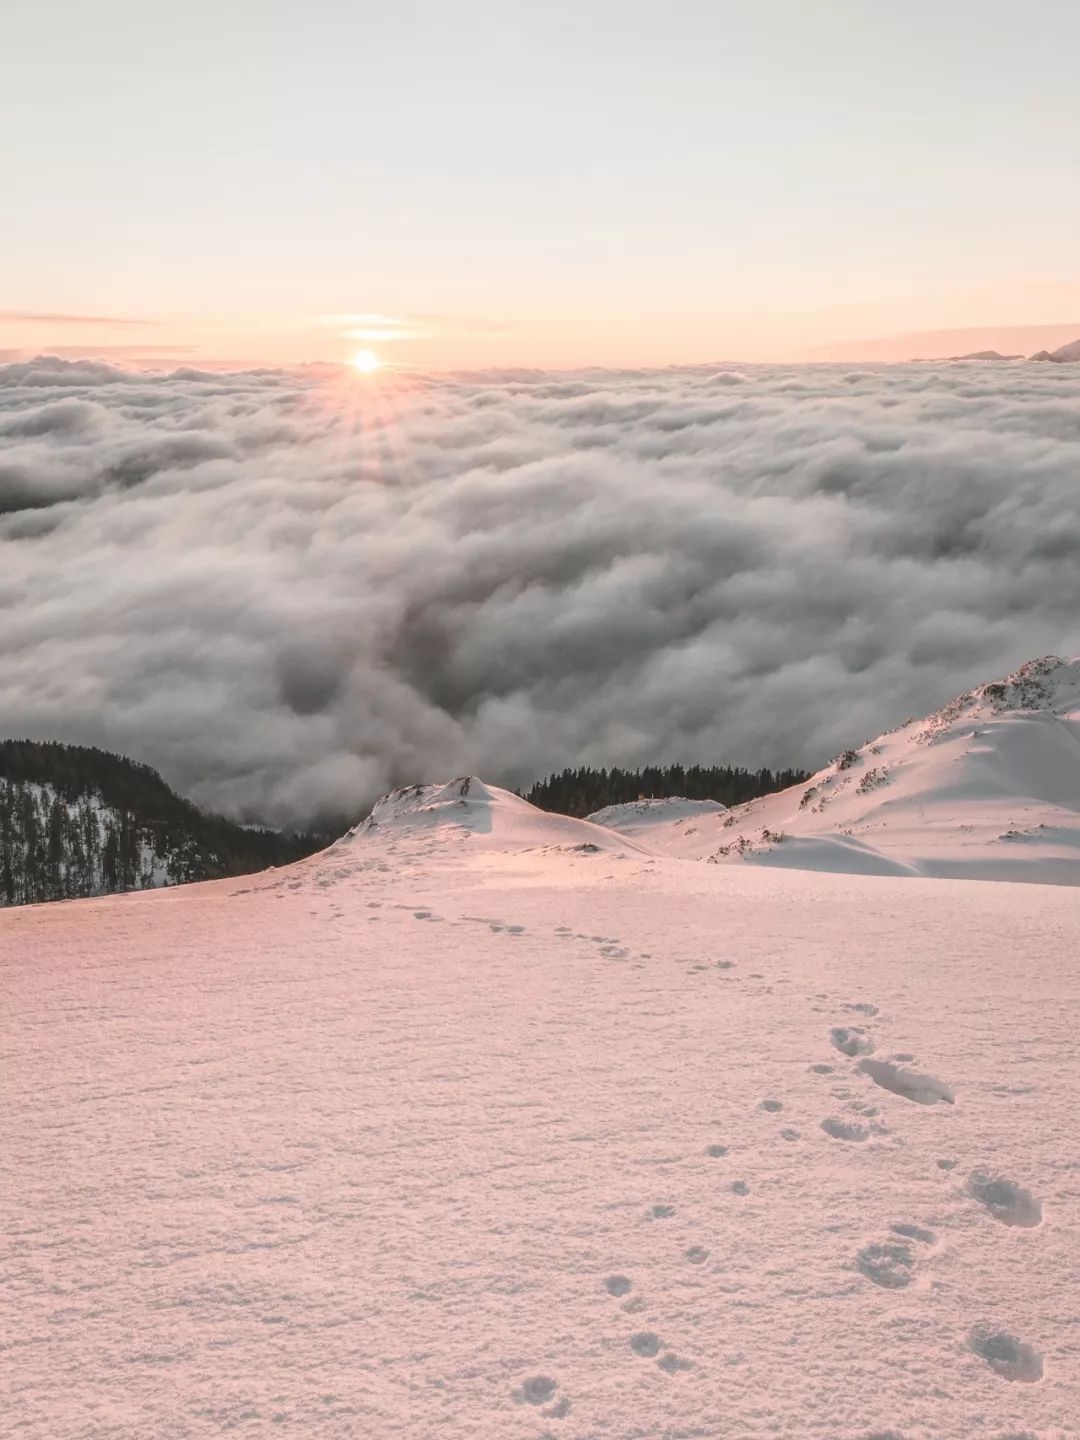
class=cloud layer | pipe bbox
[2,354,1080,827]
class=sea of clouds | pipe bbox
[2,355,1080,827]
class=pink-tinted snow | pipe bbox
[2,779,1077,1438]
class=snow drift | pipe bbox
[586,796,727,836]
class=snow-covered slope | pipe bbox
[4,795,1077,1438]
[586,795,727,838]
[620,656,1080,883]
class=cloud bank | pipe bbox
[2,354,1080,827]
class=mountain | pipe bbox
[5,728,1076,1436]
[0,738,323,906]
[804,322,1080,362]
[593,655,1080,883]
[336,774,650,857]
[1030,338,1080,362]
[945,349,1021,361]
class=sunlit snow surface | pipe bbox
[595,656,1080,884]
[3,775,1078,1438]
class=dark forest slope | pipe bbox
[0,739,324,907]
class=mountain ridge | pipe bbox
[591,655,1080,883]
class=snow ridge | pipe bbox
[592,655,1080,884]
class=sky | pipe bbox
[4,0,1080,368]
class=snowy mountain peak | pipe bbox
[917,655,1080,743]
[360,776,500,833]
[344,776,649,857]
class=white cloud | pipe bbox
[2,356,1079,826]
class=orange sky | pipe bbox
[5,4,1079,371]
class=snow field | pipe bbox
[3,816,1077,1438]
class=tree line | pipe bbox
[523,762,808,818]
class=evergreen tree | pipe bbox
[525,762,808,818]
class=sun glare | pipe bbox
[350,349,381,374]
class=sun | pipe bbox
[350,348,381,373]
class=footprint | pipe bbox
[969,1328,1043,1383]
[730,1180,749,1196]
[810,1064,835,1075]
[716,960,736,970]
[891,1223,936,1245]
[605,1275,632,1296]
[857,1058,953,1105]
[843,1002,879,1016]
[937,1158,958,1171]
[684,1245,709,1264]
[758,1099,783,1112]
[967,1173,1042,1228]
[857,1240,915,1289]
[821,1117,870,1142]
[705,1143,729,1158]
[831,1027,875,1058]
[630,1332,662,1358]
[515,1376,559,1405]
[657,1352,693,1373]
[600,945,628,958]
[780,1128,801,1142]
[646,1204,675,1220]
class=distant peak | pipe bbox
[1030,338,1080,362]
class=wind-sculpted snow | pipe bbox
[3,357,1080,826]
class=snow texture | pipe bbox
[2,759,1077,1438]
